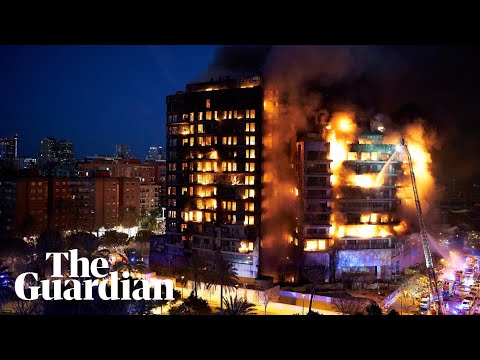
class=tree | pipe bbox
[168,292,212,315]
[16,213,39,239]
[388,309,400,315]
[0,236,31,273]
[207,256,238,314]
[365,300,383,315]
[101,230,129,251]
[134,229,153,257]
[35,230,66,279]
[120,205,139,229]
[139,210,157,231]
[111,248,146,275]
[332,297,364,315]
[132,287,181,315]
[66,232,110,262]
[185,252,209,298]
[305,266,326,314]
[9,298,43,315]
[256,285,279,315]
[223,295,257,315]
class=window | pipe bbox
[205,136,212,146]
[189,137,194,146]
[206,99,210,108]
[245,175,255,185]
[246,136,255,145]
[198,112,203,121]
[244,188,255,198]
[182,138,189,146]
[222,201,237,211]
[246,122,256,132]
[198,124,204,133]
[250,109,255,118]
[183,114,189,120]
[246,110,250,119]
[198,137,205,146]
[246,162,255,172]
[245,202,254,212]
[244,215,254,225]
[246,149,255,158]
[206,111,212,120]
[228,110,232,119]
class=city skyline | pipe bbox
[0,45,218,159]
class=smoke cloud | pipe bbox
[201,45,469,278]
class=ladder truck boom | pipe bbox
[400,139,443,315]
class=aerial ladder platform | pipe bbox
[400,139,443,315]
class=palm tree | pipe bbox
[207,256,238,314]
[112,248,146,276]
[185,252,208,297]
[223,295,257,315]
[67,232,110,261]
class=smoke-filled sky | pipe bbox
[1,45,479,184]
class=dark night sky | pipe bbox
[0,45,218,159]
[1,45,480,184]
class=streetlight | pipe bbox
[181,276,185,299]
[302,294,305,315]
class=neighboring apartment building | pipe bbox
[0,176,140,234]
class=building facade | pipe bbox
[162,76,263,279]
[115,144,131,159]
[0,134,18,160]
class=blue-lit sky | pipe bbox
[0,45,218,159]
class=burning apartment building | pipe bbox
[154,72,435,284]
[156,76,263,281]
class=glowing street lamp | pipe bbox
[181,276,185,299]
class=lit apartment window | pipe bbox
[198,137,205,146]
[214,111,218,120]
[206,99,210,108]
[205,136,212,146]
[244,215,254,225]
[246,110,250,119]
[198,124,204,133]
[198,112,203,121]
[206,111,212,120]
[222,111,227,119]
[246,122,255,132]
[244,189,255,198]
[190,137,194,146]
[245,202,254,212]
[228,110,232,119]
[250,109,255,118]
[190,124,195,134]
[246,149,255,159]
[246,162,255,172]
[182,138,188,146]
[246,136,255,146]
[245,175,255,185]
